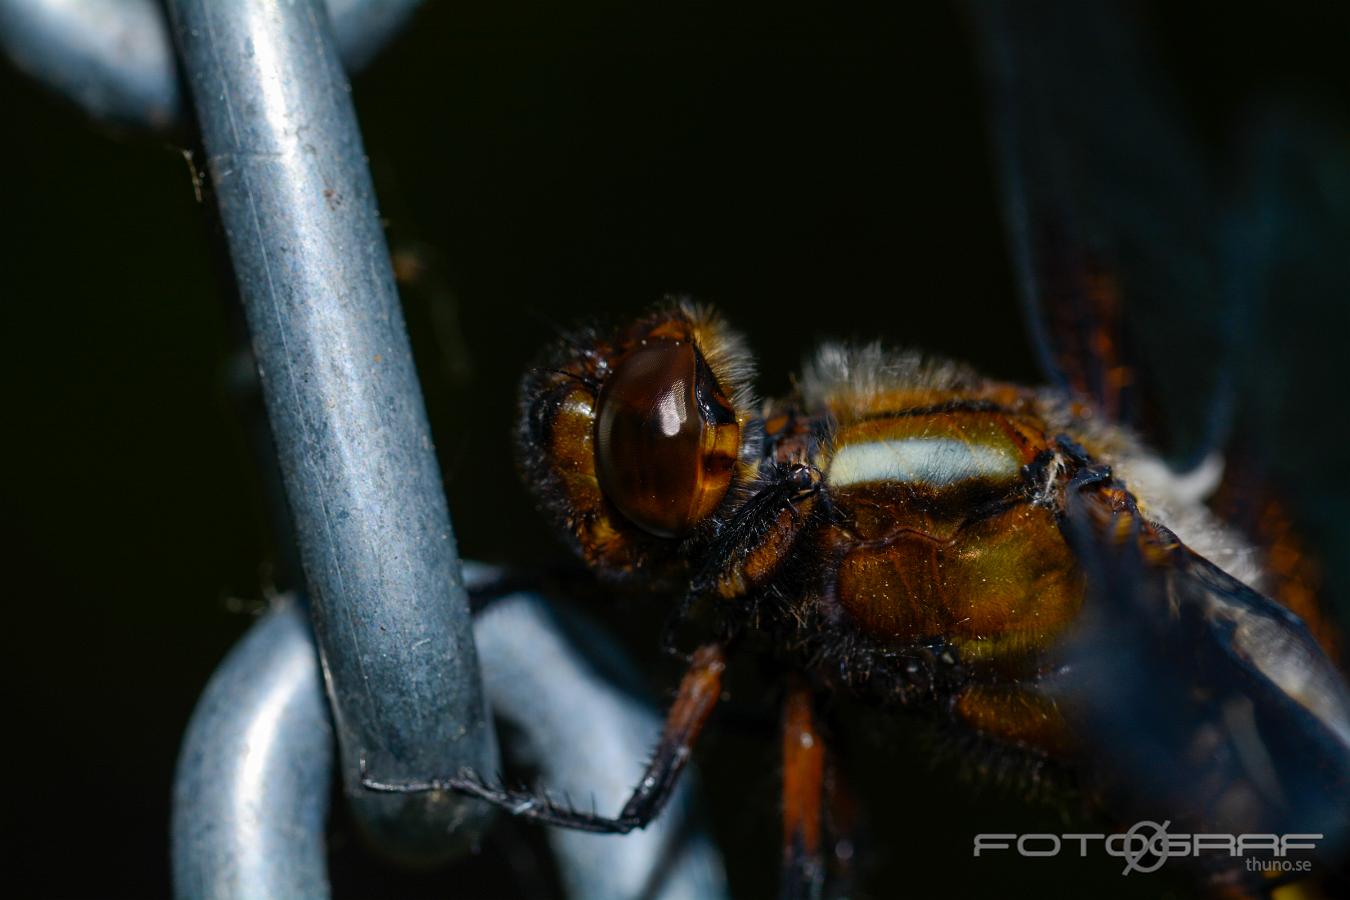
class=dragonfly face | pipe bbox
[516,303,763,578]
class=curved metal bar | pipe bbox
[0,0,419,129]
[174,576,727,899]
[166,0,495,862]
[172,598,334,900]
[472,565,732,899]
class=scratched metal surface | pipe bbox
[167,0,495,863]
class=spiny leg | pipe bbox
[780,680,826,900]
[362,643,726,835]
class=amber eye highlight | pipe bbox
[595,339,741,537]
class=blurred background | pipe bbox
[2,2,1347,897]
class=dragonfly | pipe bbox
[366,3,1350,896]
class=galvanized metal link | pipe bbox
[172,582,729,899]
[18,0,731,889]
[165,0,495,861]
[172,598,335,900]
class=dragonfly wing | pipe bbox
[967,0,1240,468]
[1050,464,1350,847]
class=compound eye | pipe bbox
[595,339,741,537]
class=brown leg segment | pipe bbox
[781,681,826,900]
[362,643,726,834]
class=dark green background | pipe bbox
[2,2,1347,898]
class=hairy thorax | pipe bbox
[817,400,1082,665]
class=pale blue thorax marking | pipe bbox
[826,437,1020,488]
